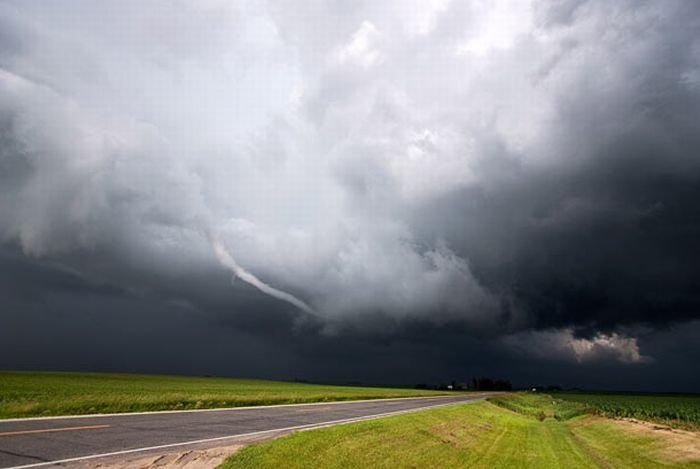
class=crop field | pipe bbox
[0,371,451,419]
[221,393,700,468]
[555,393,700,430]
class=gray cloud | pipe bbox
[1,0,700,388]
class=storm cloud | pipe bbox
[1,0,700,390]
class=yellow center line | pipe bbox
[0,424,110,437]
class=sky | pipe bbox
[1,0,700,391]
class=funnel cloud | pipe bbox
[210,235,316,316]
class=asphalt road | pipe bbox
[0,394,489,468]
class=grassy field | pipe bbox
[489,392,587,421]
[0,371,451,419]
[554,393,700,430]
[221,393,700,469]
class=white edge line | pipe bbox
[5,396,487,469]
[0,394,486,423]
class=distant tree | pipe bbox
[494,379,512,391]
[471,377,512,391]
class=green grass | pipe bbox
[489,393,587,421]
[554,393,700,430]
[221,394,700,469]
[0,371,452,419]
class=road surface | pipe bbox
[0,394,489,468]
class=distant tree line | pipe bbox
[470,377,512,391]
[413,377,512,391]
[530,385,562,392]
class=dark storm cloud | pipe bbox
[1,0,700,389]
[3,246,699,390]
[414,131,700,332]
